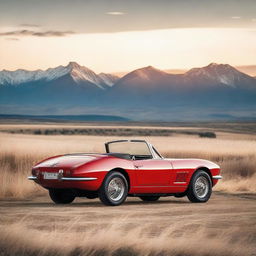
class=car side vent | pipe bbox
[175,172,188,182]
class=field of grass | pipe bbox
[0,123,255,256]
[0,123,255,198]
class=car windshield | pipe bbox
[106,140,152,159]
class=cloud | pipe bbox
[231,16,241,19]
[20,24,40,28]
[106,12,125,16]
[0,30,74,37]
[5,38,19,41]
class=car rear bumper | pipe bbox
[27,176,97,181]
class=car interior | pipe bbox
[105,140,154,160]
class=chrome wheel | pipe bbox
[107,177,125,201]
[195,176,209,198]
[99,172,128,206]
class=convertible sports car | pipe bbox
[28,140,222,206]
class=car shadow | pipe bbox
[123,200,189,205]
[0,198,189,208]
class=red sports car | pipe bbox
[28,140,222,206]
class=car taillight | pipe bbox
[32,169,40,177]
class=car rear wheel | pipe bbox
[49,189,76,204]
[99,172,128,206]
[139,196,160,201]
[187,170,212,203]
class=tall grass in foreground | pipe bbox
[0,153,45,198]
[0,218,255,256]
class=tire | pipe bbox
[139,196,160,201]
[99,172,128,206]
[49,189,76,204]
[187,170,212,203]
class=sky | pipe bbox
[0,0,256,73]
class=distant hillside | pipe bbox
[0,114,129,122]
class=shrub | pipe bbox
[198,132,216,138]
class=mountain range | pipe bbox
[0,62,256,121]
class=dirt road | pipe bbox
[0,192,255,256]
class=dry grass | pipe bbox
[0,130,256,198]
[0,128,256,256]
[0,192,256,256]
[0,153,44,198]
[1,218,255,256]
[0,191,256,256]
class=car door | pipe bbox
[134,159,172,186]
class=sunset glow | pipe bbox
[1,28,256,73]
[1,0,256,72]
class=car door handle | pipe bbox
[134,165,143,168]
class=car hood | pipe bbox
[34,154,106,169]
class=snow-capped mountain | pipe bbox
[120,66,170,82]
[0,62,255,121]
[113,63,256,92]
[67,62,105,89]
[98,73,119,87]
[0,62,118,89]
[113,65,175,92]
[184,63,256,88]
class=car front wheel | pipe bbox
[187,170,212,203]
[99,172,128,206]
[49,189,76,204]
